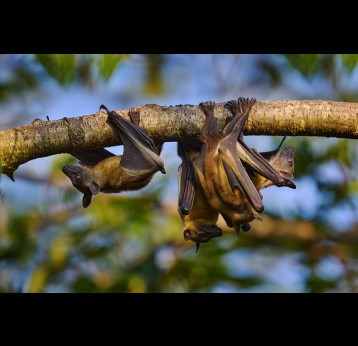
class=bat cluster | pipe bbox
[63,98,296,251]
[178,98,295,251]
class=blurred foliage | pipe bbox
[0,56,38,101]
[96,54,128,81]
[285,54,322,77]
[36,54,77,85]
[0,54,132,102]
[35,54,130,86]
[0,54,357,292]
[250,54,358,99]
[341,54,358,73]
[142,54,166,95]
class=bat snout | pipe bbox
[181,207,191,215]
[62,165,82,178]
[184,226,222,244]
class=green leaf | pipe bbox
[96,54,128,81]
[348,180,358,196]
[284,54,320,76]
[35,54,76,85]
[326,139,352,167]
[14,67,38,90]
[50,154,77,174]
[143,54,165,95]
[341,54,358,73]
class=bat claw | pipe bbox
[99,104,110,114]
[286,181,296,189]
[238,97,256,113]
[224,99,240,116]
[199,101,215,117]
[196,243,200,253]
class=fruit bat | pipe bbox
[62,105,166,208]
[177,136,295,250]
[192,97,295,235]
[178,142,221,252]
[223,136,296,234]
[247,136,295,190]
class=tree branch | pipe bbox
[0,99,357,179]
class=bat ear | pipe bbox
[241,223,251,232]
[252,212,263,221]
[82,193,92,208]
[89,181,100,195]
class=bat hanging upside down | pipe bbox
[178,97,296,250]
[178,142,222,252]
[62,105,166,208]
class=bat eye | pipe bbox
[183,229,191,241]
[74,175,81,182]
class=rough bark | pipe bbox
[0,99,357,179]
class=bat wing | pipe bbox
[177,142,196,215]
[259,150,277,162]
[107,112,164,172]
[237,139,287,186]
[204,97,264,212]
[71,148,115,167]
[222,99,288,187]
[219,146,264,213]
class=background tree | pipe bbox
[0,54,357,292]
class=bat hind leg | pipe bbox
[225,97,256,116]
[199,101,220,138]
[128,109,140,126]
[224,99,240,116]
[238,97,256,113]
[199,101,215,117]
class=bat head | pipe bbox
[273,147,296,189]
[262,146,296,189]
[273,147,295,179]
[62,165,101,208]
[183,224,222,244]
